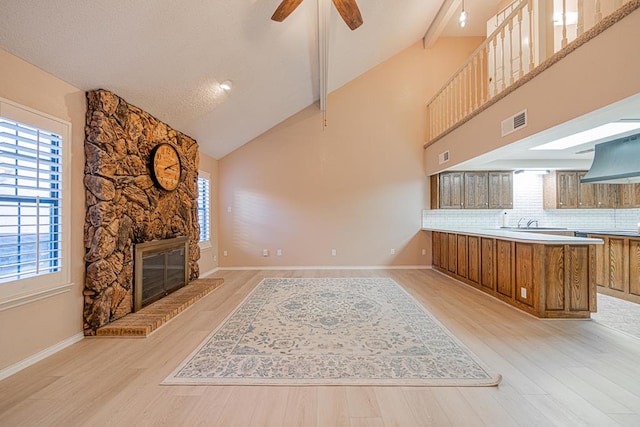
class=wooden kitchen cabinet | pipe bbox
[432,170,512,209]
[589,233,640,304]
[457,235,468,278]
[431,230,597,318]
[448,233,458,273]
[618,183,640,208]
[439,172,464,209]
[464,172,488,209]
[432,232,442,268]
[496,240,513,298]
[488,171,513,209]
[468,236,480,284]
[577,172,617,208]
[545,170,619,209]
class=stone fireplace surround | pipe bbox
[83,89,200,335]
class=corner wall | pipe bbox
[217,38,483,267]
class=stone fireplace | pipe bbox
[83,89,201,335]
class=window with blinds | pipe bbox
[0,117,63,283]
[197,174,210,244]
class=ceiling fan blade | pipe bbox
[332,0,363,30]
[271,0,305,22]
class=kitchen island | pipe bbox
[424,227,604,318]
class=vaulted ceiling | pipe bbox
[0,0,498,158]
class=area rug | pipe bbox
[162,277,501,386]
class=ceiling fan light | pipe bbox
[220,80,233,91]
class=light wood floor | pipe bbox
[2,269,640,426]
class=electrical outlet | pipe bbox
[422,249,427,255]
[227,206,232,213]
[213,255,217,262]
[390,248,396,255]
[276,249,282,256]
[331,249,337,256]
[521,287,527,299]
[223,250,228,257]
[262,249,269,257]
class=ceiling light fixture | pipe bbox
[459,0,468,28]
[530,121,640,150]
[220,80,233,91]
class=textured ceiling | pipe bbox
[0,0,451,159]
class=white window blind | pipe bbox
[197,174,210,244]
[0,117,63,283]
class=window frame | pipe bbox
[197,170,211,249]
[0,97,71,307]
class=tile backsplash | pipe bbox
[423,174,640,230]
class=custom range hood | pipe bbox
[581,133,640,184]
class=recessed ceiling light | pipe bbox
[220,80,233,91]
[530,121,640,150]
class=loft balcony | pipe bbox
[424,0,639,146]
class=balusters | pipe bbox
[518,9,524,78]
[500,26,506,92]
[595,0,602,21]
[508,19,514,85]
[528,0,535,71]
[577,0,584,36]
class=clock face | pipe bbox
[151,144,181,191]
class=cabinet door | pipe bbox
[440,232,448,270]
[481,238,495,290]
[608,238,629,293]
[488,172,513,209]
[557,172,579,208]
[496,240,513,298]
[432,232,441,267]
[457,235,468,278]
[464,172,488,209]
[468,236,480,284]
[439,172,464,209]
[515,243,535,307]
[448,234,458,273]
[595,184,617,208]
[630,239,640,297]
[577,172,597,208]
[618,184,640,208]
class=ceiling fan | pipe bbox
[271,0,363,30]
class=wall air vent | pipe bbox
[501,109,528,137]
[438,150,450,165]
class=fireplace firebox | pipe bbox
[134,236,189,312]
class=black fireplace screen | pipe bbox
[134,237,189,311]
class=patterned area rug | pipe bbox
[163,278,501,386]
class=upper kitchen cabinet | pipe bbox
[432,171,513,209]
[544,171,579,208]
[488,172,513,209]
[464,172,489,209]
[439,172,464,209]
[577,172,617,209]
[545,171,637,209]
[618,183,640,208]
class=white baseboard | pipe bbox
[0,332,84,381]
[216,265,430,271]
[199,267,220,278]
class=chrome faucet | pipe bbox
[526,219,539,228]
[517,217,526,228]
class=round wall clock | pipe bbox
[150,143,182,191]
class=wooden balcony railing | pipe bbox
[425,0,636,144]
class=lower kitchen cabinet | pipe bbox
[431,230,597,318]
[589,234,640,304]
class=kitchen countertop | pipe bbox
[422,227,604,245]
[500,227,640,238]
